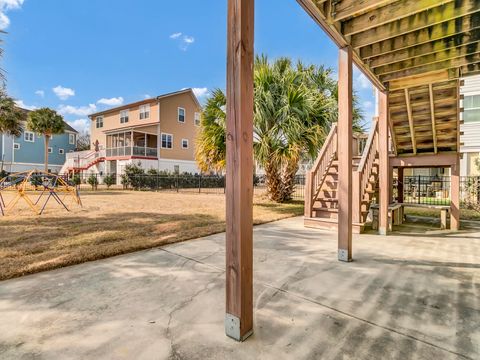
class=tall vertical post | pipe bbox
[337,46,353,262]
[225,0,254,342]
[397,167,404,203]
[451,155,460,230]
[378,90,389,235]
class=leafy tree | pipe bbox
[27,108,65,172]
[195,56,364,202]
[0,90,24,137]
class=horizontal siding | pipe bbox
[461,74,480,151]
[461,74,480,96]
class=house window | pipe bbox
[120,110,129,124]
[181,139,189,149]
[13,143,20,150]
[48,147,53,154]
[96,116,104,128]
[464,95,480,123]
[59,148,65,155]
[139,104,150,119]
[24,131,35,142]
[178,107,185,123]
[69,133,75,144]
[161,133,173,149]
[194,112,201,126]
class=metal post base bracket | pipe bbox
[225,313,253,342]
[378,227,387,236]
[338,249,352,262]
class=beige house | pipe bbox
[62,89,202,176]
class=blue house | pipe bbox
[0,107,79,174]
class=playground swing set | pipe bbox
[0,170,82,216]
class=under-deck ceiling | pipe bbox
[298,0,480,155]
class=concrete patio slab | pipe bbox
[0,217,479,359]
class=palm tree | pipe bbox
[27,108,65,172]
[0,90,24,137]
[254,56,331,201]
[195,55,364,202]
[195,89,227,173]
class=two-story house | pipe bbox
[1,108,78,174]
[63,88,201,176]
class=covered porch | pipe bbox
[105,128,158,159]
[224,0,478,342]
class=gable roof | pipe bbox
[88,88,201,118]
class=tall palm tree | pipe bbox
[195,89,227,173]
[27,108,65,172]
[254,56,331,201]
[0,90,24,137]
[195,55,364,202]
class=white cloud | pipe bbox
[14,99,37,110]
[0,0,24,30]
[363,100,373,109]
[354,72,372,90]
[143,94,151,99]
[67,118,90,134]
[192,87,209,99]
[58,104,97,117]
[169,32,182,39]
[35,90,44,97]
[53,85,75,100]
[170,32,195,51]
[97,97,124,106]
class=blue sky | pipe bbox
[2,0,375,134]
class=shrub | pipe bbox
[87,174,98,190]
[72,174,81,185]
[103,175,115,189]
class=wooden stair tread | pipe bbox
[312,207,338,212]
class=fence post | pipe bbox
[176,175,179,193]
[417,175,421,204]
[199,175,201,193]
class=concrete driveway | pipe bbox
[0,217,479,360]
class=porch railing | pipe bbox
[305,124,337,217]
[106,147,158,158]
[353,118,379,223]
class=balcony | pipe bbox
[106,131,158,159]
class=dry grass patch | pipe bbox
[0,190,303,280]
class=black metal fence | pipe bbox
[393,175,480,209]
[66,173,306,201]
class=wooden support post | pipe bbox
[225,0,254,342]
[378,90,389,235]
[337,46,353,262]
[451,155,460,231]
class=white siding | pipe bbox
[460,74,480,152]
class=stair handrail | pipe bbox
[305,123,337,217]
[353,118,379,223]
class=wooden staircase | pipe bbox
[305,119,380,233]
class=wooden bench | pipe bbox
[400,203,450,230]
[371,203,403,231]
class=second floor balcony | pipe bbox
[106,131,158,159]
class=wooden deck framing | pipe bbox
[225,0,473,340]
